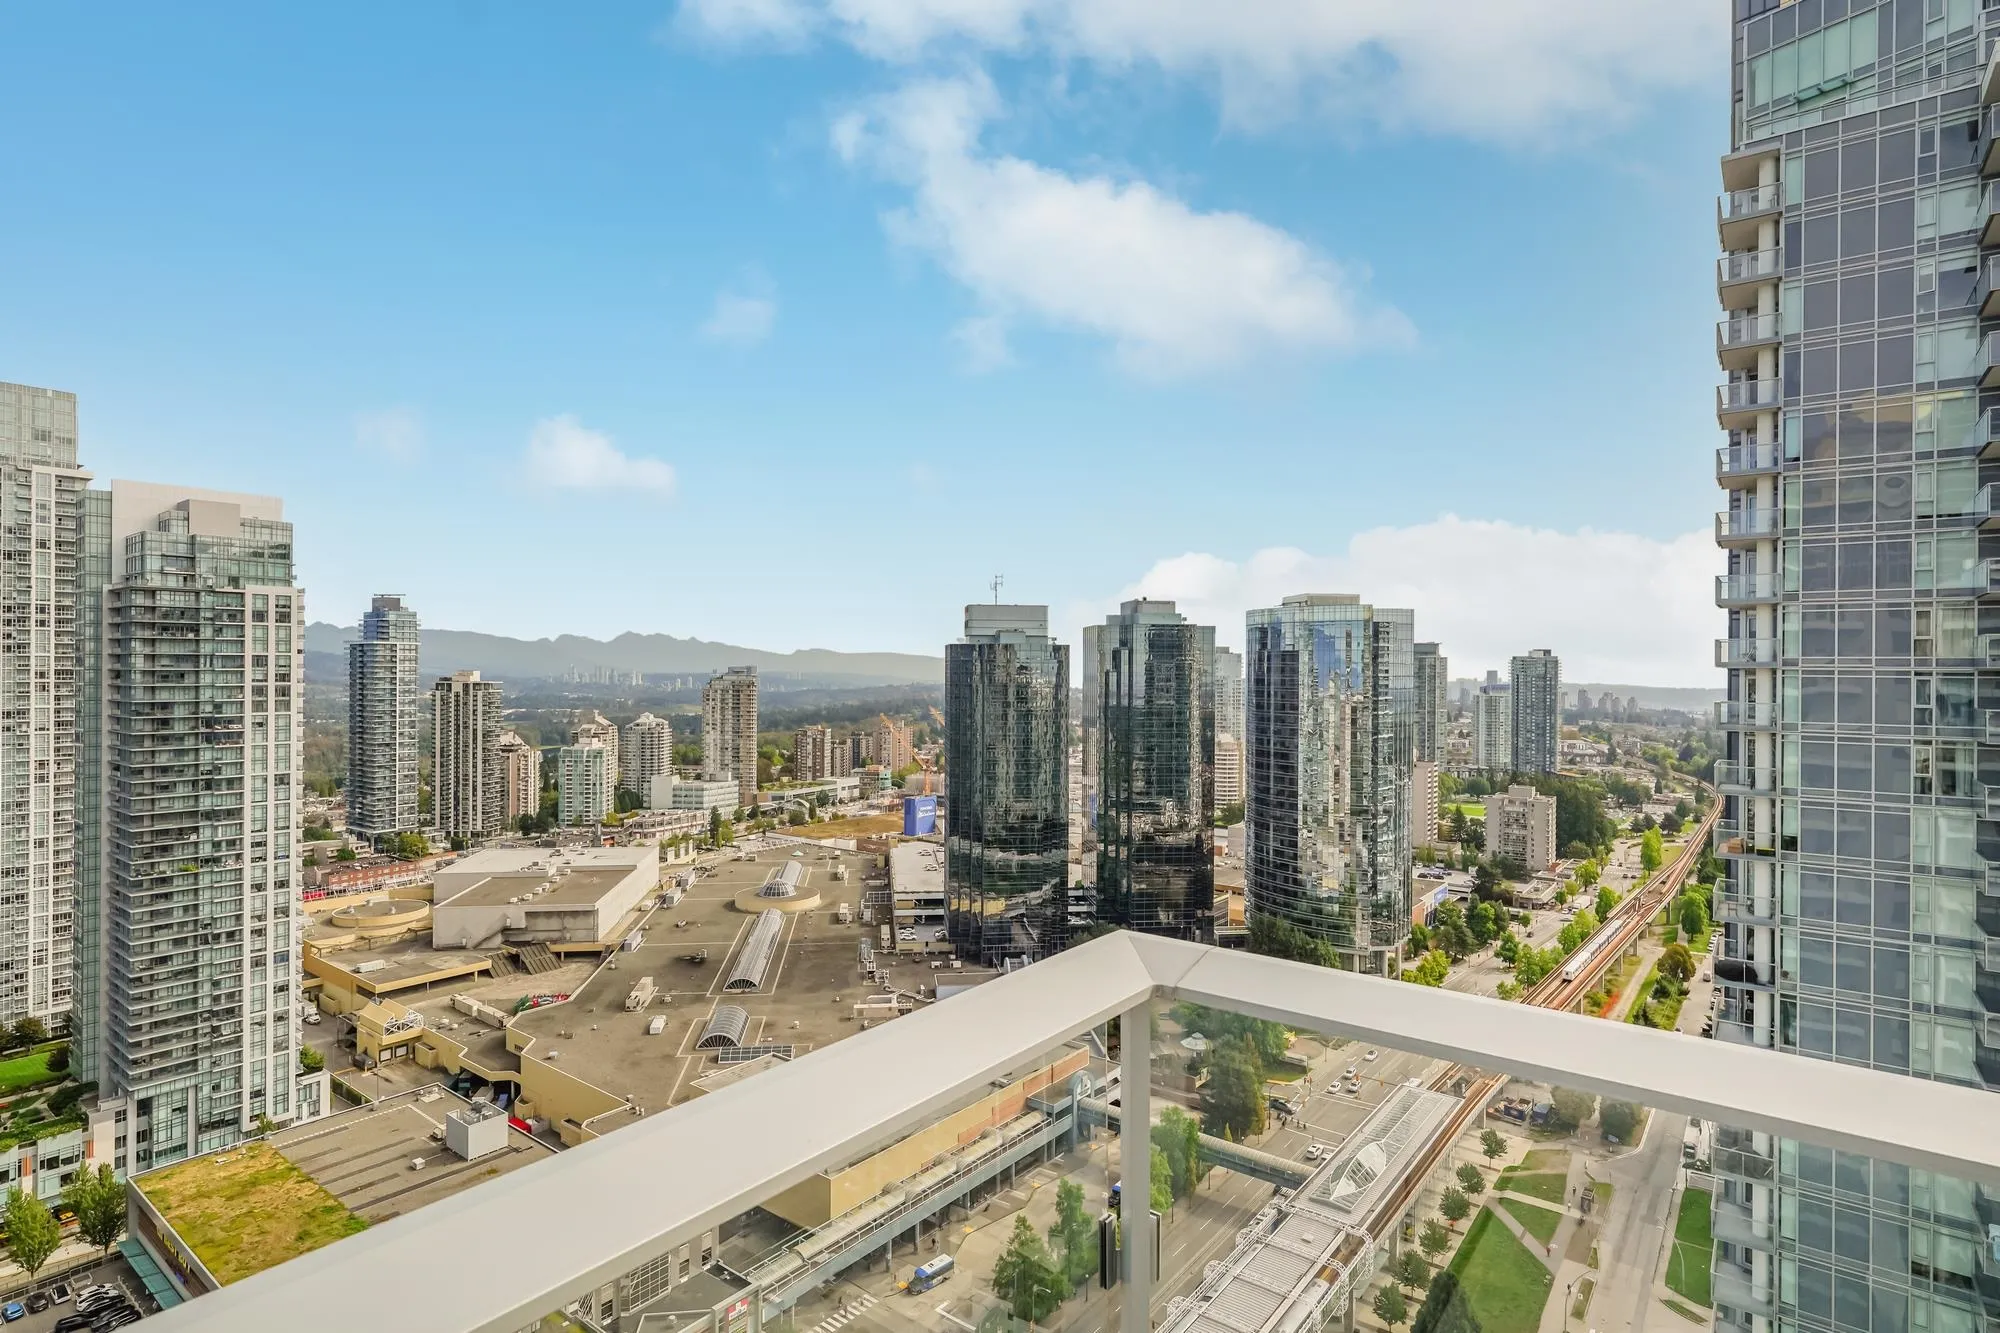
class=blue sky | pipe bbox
[0,2,1731,683]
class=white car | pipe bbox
[1304,1144,1325,1161]
[1364,1049,1378,1061]
[1344,1064,1357,1078]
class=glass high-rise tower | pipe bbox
[1508,648,1560,774]
[1086,600,1215,942]
[1717,4,1997,1329]
[346,594,420,845]
[1243,594,1414,974]
[945,604,1068,964]
[1413,642,1447,764]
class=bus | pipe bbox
[910,1256,955,1293]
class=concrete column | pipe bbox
[1120,998,1152,1333]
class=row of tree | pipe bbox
[1,1166,127,1285]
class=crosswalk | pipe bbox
[807,1292,878,1333]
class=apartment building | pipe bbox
[1412,760,1441,852]
[573,712,621,790]
[1214,734,1244,811]
[1482,784,1555,872]
[1508,648,1560,775]
[495,730,542,823]
[1243,594,1415,975]
[556,743,613,826]
[874,716,915,774]
[792,724,847,781]
[431,671,504,841]
[345,594,421,845]
[620,713,673,798]
[1474,680,1513,771]
[701,667,758,808]
[1413,642,1447,765]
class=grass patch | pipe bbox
[0,1049,61,1096]
[784,814,906,840]
[1498,1197,1563,1245]
[1570,1277,1595,1320]
[1263,1063,1307,1083]
[138,1140,367,1284]
[1520,1149,1569,1172]
[1665,1186,1713,1308]
[1496,1171,1567,1205]
[1447,1208,1554,1333]
[1446,803,1487,820]
[1591,1181,1613,1209]
[1664,1298,1707,1323]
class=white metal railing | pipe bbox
[1718,248,1781,289]
[1717,380,1781,417]
[138,933,2000,1333]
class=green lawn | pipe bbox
[1448,1208,1555,1333]
[1446,802,1486,820]
[138,1141,367,1285]
[0,1048,61,1095]
[1665,1187,1714,1307]
[1520,1149,1570,1172]
[1496,1170,1567,1205]
[1499,1196,1564,1244]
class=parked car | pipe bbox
[1364,1049,1378,1061]
[53,1317,93,1333]
[26,1292,50,1313]
[50,1282,72,1304]
[3,1303,25,1323]
[1266,1096,1297,1118]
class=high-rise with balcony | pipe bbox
[494,730,541,823]
[1085,600,1215,942]
[620,712,673,798]
[945,605,1068,963]
[0,384,86,1029]
[556,742,612,826]
[1473,679,1512,771]
[1413,642,1446,764]
[573,712,620,791]
[1243,594,1414,975]
[701,668,758,809]
[94,484,309,1167]
[1716,5,1998,1329]
[792,724,847,781]
[431,671,503,842]
[1213,645,1244,743]
[1508,648,1560,774]
[345,594,420,846]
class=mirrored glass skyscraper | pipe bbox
[1718,3,1997,1328]
[1243,594,1414,974]
[1413,642,1446,765]
[945,604,1069,964]
[1087,600,1215,942]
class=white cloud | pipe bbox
[1077,516,1719,687]
[353,407,423,464]
[840,74,1409,376]
[683,0,1723,140]
[523,415,677,496]
[700,282,779,346]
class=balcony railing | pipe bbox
[1715,507,1780,543]
[1982,328,2000,388]
[1718,183,1782,248]
[1716,637,1779,668]
[1715,761,1774,796]
[1718,247,1781,302]
[1717,379,1780,426]
[1984,179,2000,246]
[1717,312,1781,368]
[131,933,2000,1333]
[1716,572,1779,606]
[1716,440,1781,484]
[1716,699,1775,728]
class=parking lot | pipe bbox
[0,1253,155,1333]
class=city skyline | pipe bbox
[0,4,1728,685]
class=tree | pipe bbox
[1678,893,1710,941]
[1548,1087,1597,1133]
[1411,1270,1479,1333]
[1466,900,1500,946]
[1406,950,1450,987]
[1600,1100,1642,1143]
[1480,1129,1507,1161]
[1659,942,1696,984]
[1198,1036,1267,1141]
[1573,859,1600,890]
[1430,903,1475,961]
[1660,811,1684,835]
[1594,885,1618,920]
[45,1044,68,1074]
[298,1044,325,1074]
[1439,1188,1471,1226]
[1048,1179,1097,1290]
[1150,1144,1174,1214]
[334,845,358,862]
[1392,1248,1432,1292]
[1640,827,1665,874]
[1154,1106,1204,1199]
[4,1188,60,1282]
[64,1164,126,1255]
[992,1216,1066,1323]
[1248,915,1338,969]
[1373,1284,1410,1329]
[11,1017,46,1051]
[1455,1163,1485,1195]
[1419,1220,1452,1259]
[391,831,431,860]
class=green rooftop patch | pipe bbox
[138,1141,366,1285]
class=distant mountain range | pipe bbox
[303,624,944,686]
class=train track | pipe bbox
[1362,794,1722,1261]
